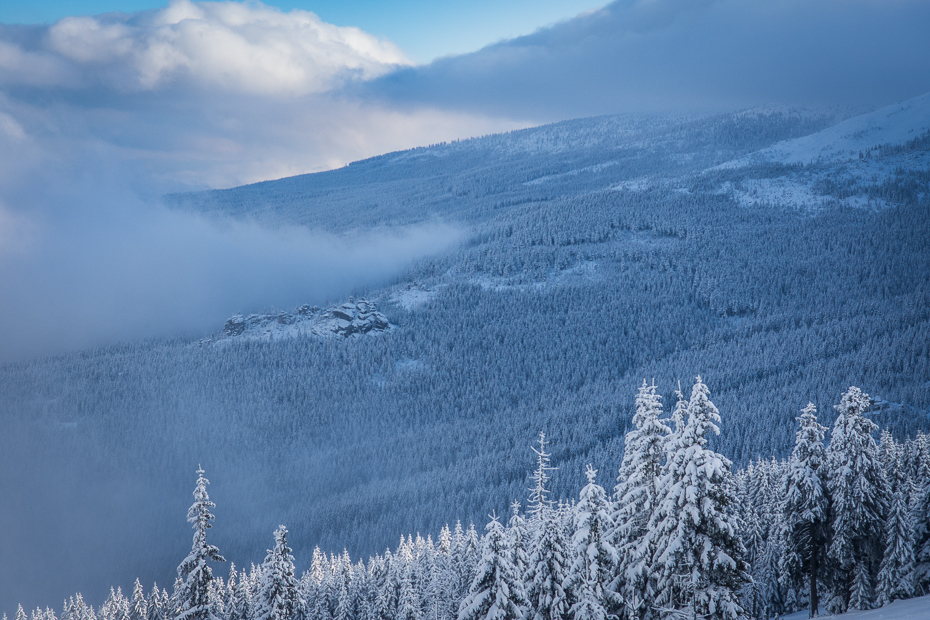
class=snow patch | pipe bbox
[388,283,439,311]
[471,260,601,292]
[781,594,930,620]
[720,92,930,168]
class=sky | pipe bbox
[0,0,604,62]
[0,0,929,360]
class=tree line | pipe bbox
[8,379,930,620]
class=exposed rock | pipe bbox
[217,299,390,343]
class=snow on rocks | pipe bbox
[215,298,391,343]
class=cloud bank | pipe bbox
[0,184,464,362]
[364,0,930,120]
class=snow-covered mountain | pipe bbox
[724,92,930,166]
[2,95,929,615]
[705,94,930,210]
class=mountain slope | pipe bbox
[2,97,929,614]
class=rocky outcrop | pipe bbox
[219,298,391,342]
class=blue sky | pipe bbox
[0,0,603,62]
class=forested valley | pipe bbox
[2,96,928,613]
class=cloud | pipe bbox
[363,0,930,120]
[0,1,526,191]
[4,0,410,95]
[0,173,465,362]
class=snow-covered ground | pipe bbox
[782,595,930,620]
[698,92,930,210]
[722,92,930,167]
[387,283,439,311]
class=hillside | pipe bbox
[1,96,929,613]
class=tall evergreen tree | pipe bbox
[876,488,916,606]
[567,466,618,620]
[648,378,748,620]
[457,515,525,620]
[875,436,916,606]
[781,403,829,619]
[825,387,887,612]
[508,502,530,612]
[175,467,225,620]
[256,526,300,620]
[912,433,930,592]
[146,585,165,620]
[613,380,669,620]
[529,433,557,519]
[129,580,148,620]
[525,507,569,620]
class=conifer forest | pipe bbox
[8,381,930,620]
[2,96,929,620]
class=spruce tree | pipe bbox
[175,467,225,620]
[525,507,569,620]
[256,526,300,620]
[567,466,618,620]
[781,403,829,618]
[647,378,748,620]
[875,437,916,606]
[457,515,525,620]
[130,580,148,620]
[529,433,557,519]
[146,585,165,620]
[508,502,530,595]
[825,387,887,612]
[613,380,669,620]
[876,488,916,605]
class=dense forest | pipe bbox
[8,381,930,620]
[2,100,928,612]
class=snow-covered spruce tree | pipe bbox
[648,377,748,620]
[507,500,529,576]
[567,466,618,620]
[256,525,300,620]
[613,380,669,620]
[875,436,916,606]
[525,506,570,620]
[306,547,331,620]
[175,467,225,620]
[780,403,829,618]
[129,580,147,620]
[224,565,243,620]
[376,549,401,620]
[427,526,459,620]
[398,539,422,620]
[334,550,358,620]
[103,587,129,620]
[876,486,916,605]
[824,387,887,613]
[457,514,526,620]
[508,502,530,600]
[529,433,557,520]
[147,584,166,620]
[914,448,930,593]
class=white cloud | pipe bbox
[8,0,412,95]
[0,2,528,361]
[0,1,527,191]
